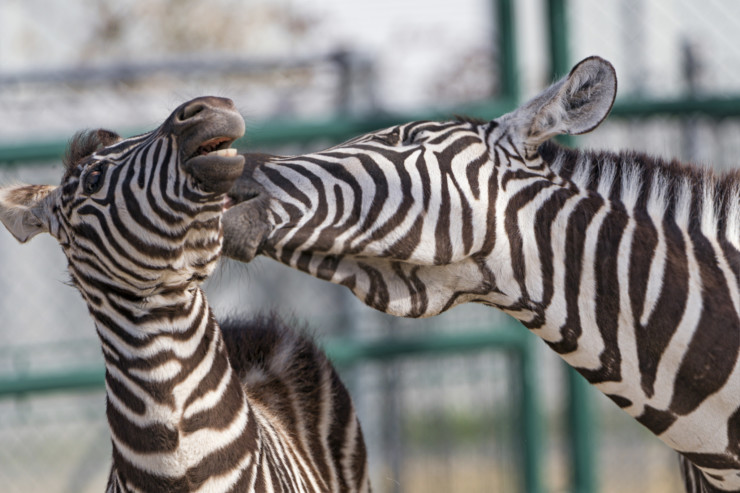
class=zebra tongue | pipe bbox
[183,153,245,195]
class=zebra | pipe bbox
[222,57,740,492]
[0,97,370,493]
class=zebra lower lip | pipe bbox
[183,153,246,194]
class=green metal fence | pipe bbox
[3,1,738,492]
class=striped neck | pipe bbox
[510,143,740,489]
[90,287,257,491]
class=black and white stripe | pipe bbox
[0,97,370,492]
[224,58,740,492]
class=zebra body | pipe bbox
[224,58,740,491]
[0,97,369,493]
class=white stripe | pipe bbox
[640,176,669,326]
[563,200,610,370]
[519,186,558,302]
[649,180,701,414]
[537,192,585,342]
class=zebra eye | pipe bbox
[370,128,400,146]
[83,164,106,195]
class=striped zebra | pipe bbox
[223,57,740,492]
[0,97,370,493]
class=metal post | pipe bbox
[546,1,599,491]
[566,367,598,493]
[496,0,519,102]
[516,333,545,493]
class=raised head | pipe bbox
[221,57,617,316]
[0,96,246,297]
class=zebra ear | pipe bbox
[0,184,59,243]
[515,56,617,148]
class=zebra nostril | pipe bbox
[178,102,206,122]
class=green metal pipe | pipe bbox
[0,99,517,167]
[5,94,740,166]
[496,0,519,102]
[0,323,530,399]
[566,366,598,493]
[0,367,104,396]
[516,333,545,493]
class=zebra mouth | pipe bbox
[183,138,245,195]
[189,137,235,159]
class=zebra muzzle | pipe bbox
[183,147,245,195]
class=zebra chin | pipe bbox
[182,153,245,196]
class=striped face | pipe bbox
[0,97,245,296]
[223,118,493,267]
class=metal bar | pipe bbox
[325,322,530,367]
[496,0,519,101]
[567,367,598,493]
[610,96,740,118]
[547,0,570,80]
[0,367,104,396]
[0,99,518,166]
[6,93,740,167]
[0,323,530,399]
[516,333,545,493]
[0,55,335,87]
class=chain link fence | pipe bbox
[2,0,738,491]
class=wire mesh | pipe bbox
[1,0,738,491]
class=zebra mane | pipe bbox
[63,129,121,175]
[538,140,740,239]
[454,114,487,125]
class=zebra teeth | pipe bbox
[209,148,238,158]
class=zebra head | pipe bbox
[223,57,617,316]
[0,97,246,296]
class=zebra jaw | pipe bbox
[183,141,245,195]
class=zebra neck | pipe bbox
[92,287,258,486]
[508,143,740,489]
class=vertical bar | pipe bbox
[547,0,575,148]
[547,0,570,79]
[496,0,519,102]
[546,1,599,491]
[566,367,598,493]
[516,334,544,493]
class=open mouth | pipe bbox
[189,137,238,160]
[183,136,245,195]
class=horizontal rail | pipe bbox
[0,323,530,399]
[0,53,354,87]
[610,95,740,118]
[0,99,518,166]
[3,94,740,167]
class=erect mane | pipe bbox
[538,140,740,237]
[63,129,121,176]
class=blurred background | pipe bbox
[1,0,740,491]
